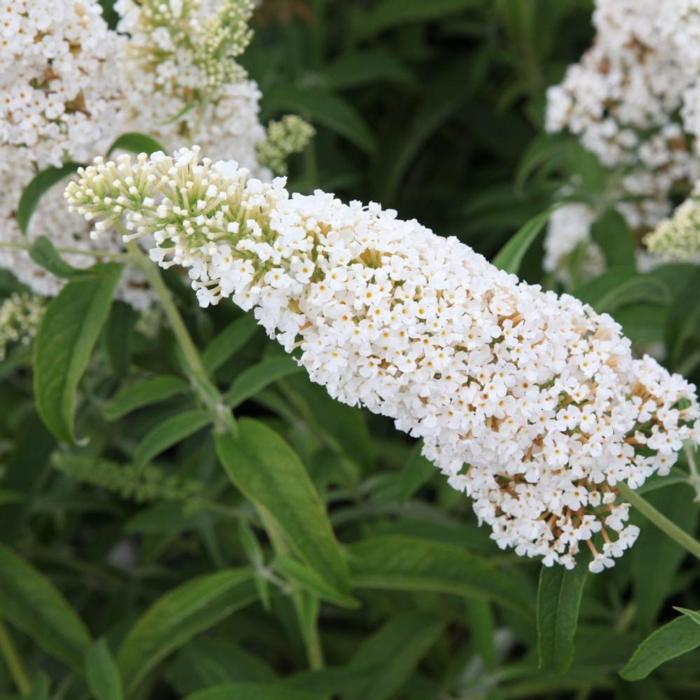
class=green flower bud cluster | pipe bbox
[52,453,202,504]
[646,194,700,260]
[197,0,255,92]
[0,292,44,362]
[256,115,316,175]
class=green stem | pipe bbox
[126,242,237,437]
[258,508,324,670]
[0,240,128,261]
[0,621,31,695]
[685,443,700,503]
[618,482,700,561]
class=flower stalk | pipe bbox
[617,482,700,562]
[125,241,237,437]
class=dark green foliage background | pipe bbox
[3,1,700,698]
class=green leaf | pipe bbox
[514,133,575,193]
[166,639,276,694]
[620,612,700,681]
[215,420,350,595]
[239,521,271,610]
[17,162,82,234]
[493,208,553,274]
[133,408,211,466]
[345,612,444,700]
[103,375,190,421]
[29,236,83,279]
[536,564,588,673]
[85,639,123,700]
[27,673,50,700]
[574,269,670,314]
[378,55,480,204]
[348,535,532,613]
[467,599,497,670]
[272,556,359,609]
[676,607,700,626]
[321,50,414,89]
[590,208,636,268]
[0,490,21,506]
[202,316,258,373]
[107,132,165,156]
[117,568,257,695]
[105,301,138,376]
[34,264,122,443]
[352,0,482,38]
[0,544,91,670]
[264,86,375,153]
[184,684,316,700]
[396,442,435,502]
[225,356,302,407]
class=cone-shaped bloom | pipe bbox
[66,147,700,572]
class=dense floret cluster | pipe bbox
[0,0,311,309]
[66,147,700,571]
[545,0,700,273]
[0,0,125,167]
[115,0,266,169]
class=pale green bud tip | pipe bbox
[646,195,700,261]
[257,115,316,175]
[0,292,45,362]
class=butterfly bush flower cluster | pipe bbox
[545,0,700,274]
[0,0,312,310]
[0,0,125,167]
[0,2,151,308]
[65,147,700,572]
[0,292,44,361]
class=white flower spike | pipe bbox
[66,147,700,572]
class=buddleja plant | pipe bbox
[3,1,700,699]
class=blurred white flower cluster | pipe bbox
[66,147,700,572]
[545,0,700,274]
[115,0,268,170]
[0,0,125,167]
[0,0,311,309]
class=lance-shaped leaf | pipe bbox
[0,544,91,670]
[348,535,533,614]
[536,564,588,673]
[216,419,350,596]
[118,568,257,695]
[34,264,122,443]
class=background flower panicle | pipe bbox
[115,0,267,170]
[0,0,289,311]
[0,0,154,310]
[0,291,44,361]
[545,0,700,274]
[256,115,316,176]
[646,189,700,260]
[0,0,125,168]
[543,202,604,280]
[66,147,700,572]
